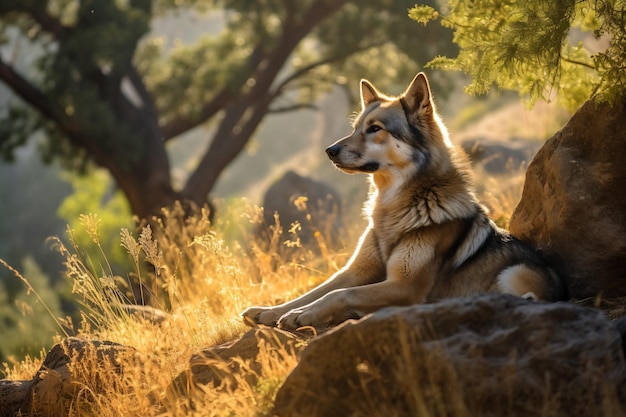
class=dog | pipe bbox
[242,72,566,331]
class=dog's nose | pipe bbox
[326,144,341,158]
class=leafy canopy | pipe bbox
[410,0,626,109]
[0,0,454,212]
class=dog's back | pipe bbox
[423,212,566,302]
[364,133,566,302]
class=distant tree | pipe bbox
[0,0,454,221]
[410,0,626,109]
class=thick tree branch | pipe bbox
[269,103,319,113]
[127,65,160,127]
[183,0,349,202]
[31,9,68,39]
[274,38,386,94]
[160,88,233,140]
[0,56,58,122]
[114,77,164,143]
[183,93,273,202]
[247,1,348,105]
[0,56,113,168]
[159,42,268,141]
[9,6,70,39]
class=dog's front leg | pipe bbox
[277,241,436,330]
[276,279,428,330]
[241,228,384,326]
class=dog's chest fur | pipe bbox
[370,168,481,262]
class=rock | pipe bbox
[168,327,305,406]
[462,137,540,174]
[615,315,626,357]
[7,338,139,416]
[120,303,169,324]
[510,97,626,299]
[258,171,343,251]
[0,380,31,416]
[272,294,626,417]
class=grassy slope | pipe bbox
[1,96,581,416]
[3,200,357,416]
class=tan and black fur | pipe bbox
[242,72,566,330]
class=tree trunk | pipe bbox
[99,127,184,220]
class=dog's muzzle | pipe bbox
[325,143,379,173]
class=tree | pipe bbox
[0,0,454,220]
[410,0,626,109]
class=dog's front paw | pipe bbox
[278,306,364,331]
[277,308,322,331]
[276,310,302,330]
[240,306,284,327]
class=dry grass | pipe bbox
[1,199,353,416]
[472,165,526,229]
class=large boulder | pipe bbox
[462,136,541,174]
[170,327,303,394]
[272,294,626,417]
[258,171,343,252]
[166,327,307,413]
[510,97,626,299]
[0,380,29,416]
[0,338,140,416]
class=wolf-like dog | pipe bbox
[242,72,566,331]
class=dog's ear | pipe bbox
[403,72,432,112]
[360,79,380,108]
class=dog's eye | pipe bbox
[366,125,382,134]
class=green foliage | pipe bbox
[0,107,41,162]
[144,30,252,124]
[312,0,456,96]
[411,0,626,109]
[408,4,439,25]
[44,1,151,169]
[57,169,133,269]
[0,256,67,362]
